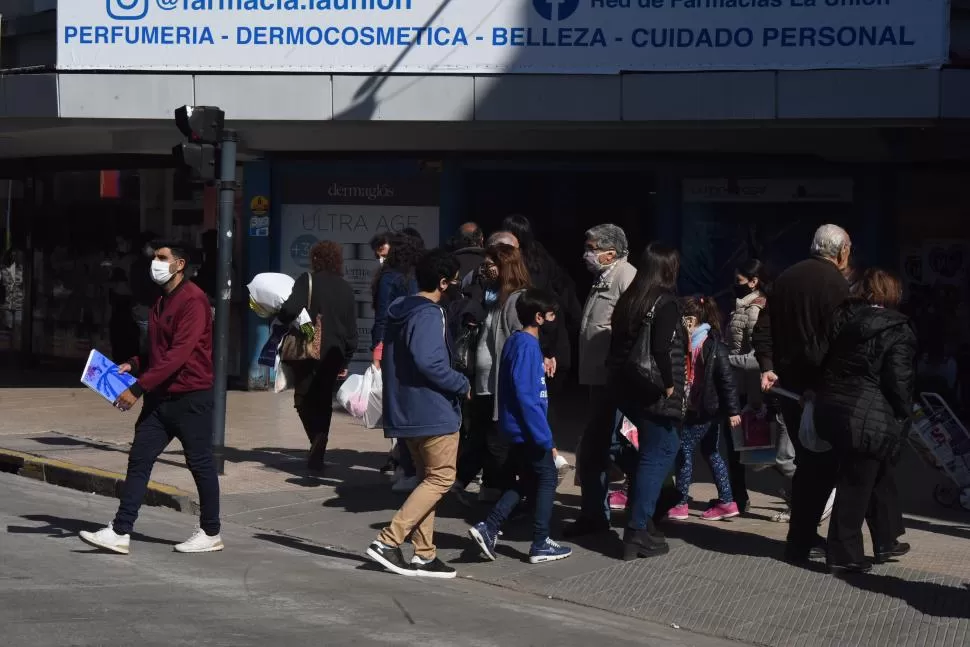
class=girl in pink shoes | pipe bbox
[668,296,743,522]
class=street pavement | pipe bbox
[2,386,970,646]
[0,471,733,647]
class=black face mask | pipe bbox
[733,283,755,299]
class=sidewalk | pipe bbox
[2,386,969,647]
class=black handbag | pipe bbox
[623,297,665,400]
[453,326,476,377]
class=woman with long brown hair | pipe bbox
[278,240,358,472]
[453,243,532,503]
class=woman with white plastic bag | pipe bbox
[277,241,358,473]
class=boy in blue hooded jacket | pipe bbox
[367,249,470,580]
[468,289,573,564]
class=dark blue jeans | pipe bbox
[626,414,681,530]
[485,442,557,547]
[114,390,221,536]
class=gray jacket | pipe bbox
[727,290,767,407]
[578,257,637,386]
[488,289,524,421]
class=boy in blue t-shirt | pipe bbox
[468,289,572,564]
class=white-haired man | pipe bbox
[753,224,851,565]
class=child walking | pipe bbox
[468,289,573,564]
[668,296,743,522]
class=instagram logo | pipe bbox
[106,0,149,20]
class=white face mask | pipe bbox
[584,250,606,274]
[378,256,386,265]
[150,259,175,285]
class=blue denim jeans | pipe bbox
[485,443,557,547]
[627,415,681,530]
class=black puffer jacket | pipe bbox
[608,293,688,422]
[815,301,918,459]
[686,333,742,424]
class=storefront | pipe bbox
[0,161,247,378]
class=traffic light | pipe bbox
[173,105,225,182]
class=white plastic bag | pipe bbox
[798,400,832,453]
[337,366,383,426]
[337,374,366,419]
[247,273,295,318]
[363,365,383,429]
[271,332,295,393]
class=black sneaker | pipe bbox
[366,541,414,577]
[410,555,457,579]
[379,458,398,477]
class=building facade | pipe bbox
[1,0,968,382]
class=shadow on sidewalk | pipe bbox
[221,446,386,487]
[7,514,175,546]
[844,574,970,620]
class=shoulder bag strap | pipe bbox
[306,272,313,313]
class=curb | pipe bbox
[0,448,197,515]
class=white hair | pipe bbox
[810,224,850,260]
[585,223,629,258]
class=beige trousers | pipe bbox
[377,432,459,560]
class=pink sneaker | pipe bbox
[608,489,628,511]
[701,501,740,521]
[667,504,690,521]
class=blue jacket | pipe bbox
[382,295,470,439]
[498,331,553,450]
[372,270,418,349]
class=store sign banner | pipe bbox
[682,178,853,203]
[278,177,439,372]
[57,0,949,73]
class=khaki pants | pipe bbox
[377,432,459,560]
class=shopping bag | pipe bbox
[362,365,383,429]
[247,273,295,318]
[337,373,367,419]
[619,416,639,451]
[271,335,295,393]
[735,405,776,450]
[798,401,832,453]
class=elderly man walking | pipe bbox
[565,224,637,538]
[753,224,851,563]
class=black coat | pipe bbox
[815,301,918,459]
[608,293,688,423]
[278,270,359,399]
[686,333,742,424]
[753,256,849,391]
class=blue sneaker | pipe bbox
[468,522,499,561]
[529,538,572,564]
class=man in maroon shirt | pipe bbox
[80,242,223,555]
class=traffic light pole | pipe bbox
[212,129,237,475]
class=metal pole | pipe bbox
[212,129,237,475]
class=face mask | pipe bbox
[378,257,385,265]
[733,283,755,299]
[484,289,499,306]
[584,251,606,273]
[150,259,175,285]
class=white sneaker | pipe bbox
[820,489,837,524]
[174,528,225,554]
[79,523,130,555]
[391,475,420,493]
